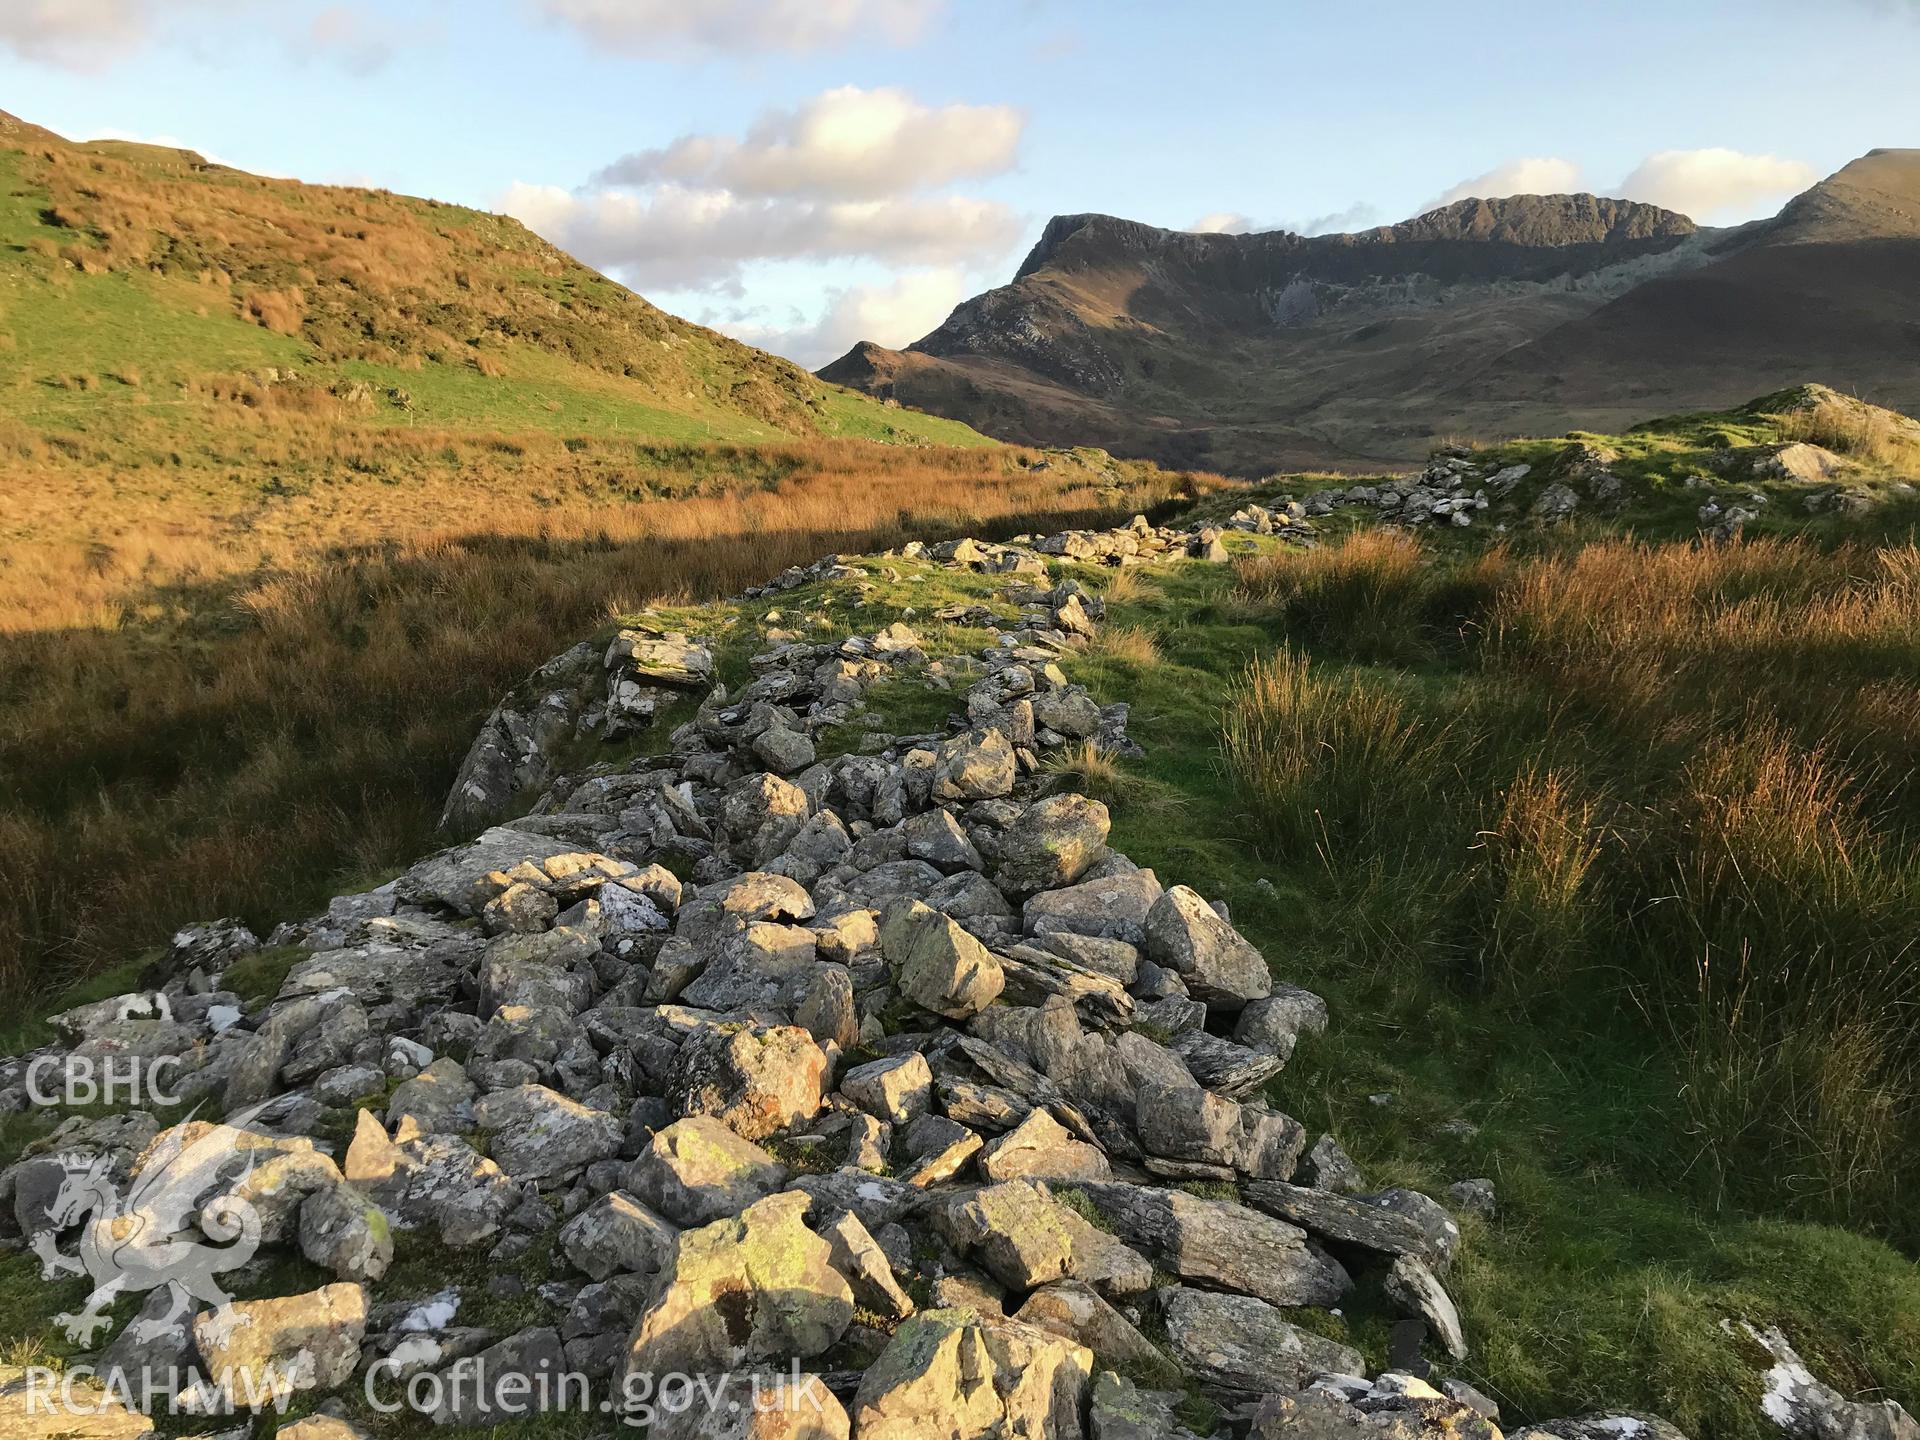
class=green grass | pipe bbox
[1058,551,1920,1436]
[0,123,998,470]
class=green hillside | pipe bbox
[0,108,986,482]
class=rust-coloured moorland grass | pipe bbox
[0,436,1220,999]
[1224,531,1920,1234]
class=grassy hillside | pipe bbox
[0,109,982,471]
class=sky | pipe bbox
[2,0,1916,368]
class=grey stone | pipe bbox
[1161,1286,1364,1395]
[626,1117,788,1227]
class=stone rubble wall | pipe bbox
[4,513,1897,1440]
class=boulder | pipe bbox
[880,899,1005,1020]
[979,1109,1111,1185]
[297,1182,393,1282]
[795,965,859,1050]
[1241,1181,1449,1266]
[1135,1085,1304,1181]
[386,1058,477,1135]
[647,1372,851,1440]
[995,796,1111,895]
[1015,1280,1172,1381]
[819,1208,916,1321]
[902,809,984,872]
[624,1192,853,1382]
[1075,1182,1350,1307]
[851,1310,1094,1440]
[627,1117,788,1227]
[930,729,1017,802]
[192,1283,367,1405]
[1160,1286,1363,1395]
[934,1181,1076,1291]
[1024,871,1163,946]
[677,872,816,944]
[427,1325,569,1426]
[1384,1254,1467,1360]
[1234,986,1329,1062]
[343,1111,518,1248]
[1143,885,1271,1007]
[841,1053,934,1126]
[472,1085,621,1179]
[675,1025,828,1141]
[560,1191,679,1281]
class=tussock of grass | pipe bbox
[1222,646,1452,863]
[1778,392,1920,466]
[1081,622,1163,669]
[1221,529,1920,1236]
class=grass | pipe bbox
[1046,542,1920,1437]
[0,442,1216,1000]
[1221,531,1920,1239]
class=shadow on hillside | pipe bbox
[0,491,1199,999]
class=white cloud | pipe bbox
[536,0,941,55]
[716,267,968,367]
[1187,211,1254,235]
[304,5,393,75]
[501,181,1020,290]
[596,86,1023,201]
[1421,149,1815,223]
[1186,201,1378,237]
[0,0,146,70]
[1427,156,1584,210]
[1616,148,1818,222]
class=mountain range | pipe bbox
[822,149,1920,472]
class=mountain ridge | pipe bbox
[824,151,1920,472]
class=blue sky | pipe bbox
[3,0,1916,365]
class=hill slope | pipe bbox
[823,152,1920,473]
[0,107,984,498]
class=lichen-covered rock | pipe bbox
[427,1325,569,1426]
[1075,1182,1351,1308]
[1024,871,1164,946]
[472,1084,621,1179]
[1143,885,1271,1008]
[841,1052,934,1126]
[820,1208,916,1320]
[674,1025,828,1141]
[647,1372,852,1440]
[979,1109,1111,1184]
[880,899,1005,1019]
[1161,1286,1363,1395]
[1384,1254,1467,1360]
[624,1192,853,1382]
[1015,1280,1172,1381]
[297,1181,393,1282]
[995,795,1111,894]
[851,1309,1094,1440]
[560,1190,679,1280]
[1135,1084,1304,1181]
[934,1180,1076,1291]
[626,1117,788,1226]
[930,728,1017,802]
[0,1364,156,1438]
[344,1110,519,1248]
[192,1283,367,1405]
